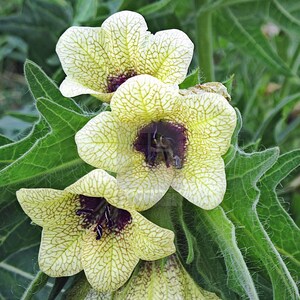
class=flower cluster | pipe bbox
[16,10,236,295]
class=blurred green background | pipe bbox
[0,0,299,298]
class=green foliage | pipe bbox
[177,120,300,299]
[0,0,300,299]
[0,60,94,299]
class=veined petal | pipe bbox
[66,169,118,199]
[39,223,84,276]
[139,29,194,85]
[16,188,78,227]
[75,111,135,173]
[65,169,134,210]
[101,11,149,71]
[117,162,173,211]
[178,92,236,156]
[116,255,220,300]
[81,228,139,292]
[59,77,113,102]
[129,211,175,260]
[56,26,110,95]
[172,155,226,210]
[59,77,99,98]
[111,75,180,127]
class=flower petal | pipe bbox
[75,111,135,173]
[59,77,113,102]
[56,26,110,95]
[139,29,194,85]
[178,92,237,156]
[117,255,220,300]
[171,155,226,210]
[111,75,180,127]
[16,188,78,227]
[81,228,139,292]
[117,162,173,211]
[101,11,149,71]
[39,223,84,276]
[65,169,134,210]
[66,169,117,198]
[59,77,99,98]
[129,211,175,260]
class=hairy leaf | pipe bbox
[258,150,300,282]
[0,60,93,299]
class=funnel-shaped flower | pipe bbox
[56,10,194,102]
[115,254,220,299]
[66,255,220,299]
[76,75,236,211]
[16,170,175,292]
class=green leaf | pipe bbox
[253,92,300,141]
[74,0,98,24]
[0,119,49,170]
[0,134,12,146]
[274,117,300,145]
[222,74,235,95]
[215,6,293,76]
[0,201,41,261]
[269,0,300,38]
[5,111,39,123]
[222,147,299,299]
[24,60,83,114]
[0,60,93,299]
[0,0,72,68]
[182,200,259,299]
[0,245,52,300]
[137,0,173,16]
[179,68,200,89]
[258,150,300,282]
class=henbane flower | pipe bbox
[16,169,175,292]
[76,75,237,211]
[82,255,220,299]
[115,255,220,299]
[56,10,194,102]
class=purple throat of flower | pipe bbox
[107,70,137,93]
[134,121,187,169]
[76,195,132,240]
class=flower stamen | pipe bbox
[77,195,132,240]
[134,121,187,169]
[107,70,137,92]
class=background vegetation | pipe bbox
[0,0,299,299]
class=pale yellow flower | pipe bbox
[56,10,194,102]
[82,255,220,299]
[76,75,237,210]
[16,169,175,292]
[115,255,220,299]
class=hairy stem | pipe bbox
[21,271,48,300]
[195,0,215,81]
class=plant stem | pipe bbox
[21,271,48,300]
[195,0,215,81]
[280,43,300,98]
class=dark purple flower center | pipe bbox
[134,121,187,169]
[76,195,132,240]
[107,70,137,93]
